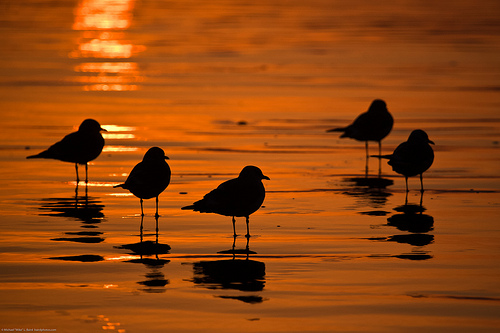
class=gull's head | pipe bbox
[79,119,107,133]
[143,147,169,161]
[239,165,270,181]
[368,99,387,112]
[408,129,434,145]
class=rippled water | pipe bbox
[1,1,500,332]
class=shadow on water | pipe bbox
[191,236,267,304]
[115,215,171,293]
[371,192,434,261]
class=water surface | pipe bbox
[1,1,500,332]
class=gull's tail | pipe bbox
[26,152,45,159]
[370,154,392,159]
[326,127,346,133]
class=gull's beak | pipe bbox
[165,156,170,160]
[100,127,108,132]
[262,175,270,180]
[429,140,435,145]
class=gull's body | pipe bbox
[27,119,106,184]
[327,99,394,157]
[182,166,269,237]
[114,147,171,217]
[387,129,434,192]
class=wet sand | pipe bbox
[1,1,500,332]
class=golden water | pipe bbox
[1,1,500,332]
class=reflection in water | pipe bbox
[380,193,434,261]
[116,215,171,293]
[70,0,145,91]
[40,185,106,262]
[341,176,393,211]
[38,185,106,243]
[387,203,434,234]
[340,152,394,211]
[192,237,266,303]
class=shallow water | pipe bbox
[1,1,500,332]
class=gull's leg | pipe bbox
[232,216,236,237]
[419,189,424,208]
[155,214,159,244]
[85,163,88,184]
[75,163,79,185]
[420,174,425,193]
[155,196,160,218]
[378,141,382,177]
[245,235,250,259]
[140,198,144,217]
[405,176,409,193]
[140,214,144,243]
[245,216,250,238]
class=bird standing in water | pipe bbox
[181,165,269,238]
[114,147,171,218]
[27,119,107,184]
[384,129,434,193]
[327,99,394,158]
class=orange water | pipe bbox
[1,1,500,332]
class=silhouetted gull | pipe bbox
[114,147,171,217]
[382,130,434,192]
[27,119,106,184]
[327,99,394,157]
[182,165,269,237]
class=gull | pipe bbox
[327,99,394,157]
[114,147,171,217]
[181,165,270,238]
[27,119,107,184]
[377,130,434,192]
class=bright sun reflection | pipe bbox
[70,0,144,91]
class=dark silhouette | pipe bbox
[48,254,104,262]
[117,215,171,256]
[387,203,434,234]
[27,119,107,184]
[386,192,434,260]
[192,237,266,302]
[38,193,104,226]
[114,147,171,217]
[116,215,171,293]
[341,176,394,211]
[218,234,257,256]
[38,188,106,244]
[182,166,269,238]
[327,99,393,159]
[40,189,106,262]
[193,259,266,292]
[369,191,434,260]
[374,129,434,192]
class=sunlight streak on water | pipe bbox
[70,0,145,91]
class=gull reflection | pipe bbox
[192,237,267,303]
[70,0,145,91]
[38,187,106,243]
[341,175,393,212]
[115,215,171,293]
[379,192,434,261]
[40,188,106,262]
